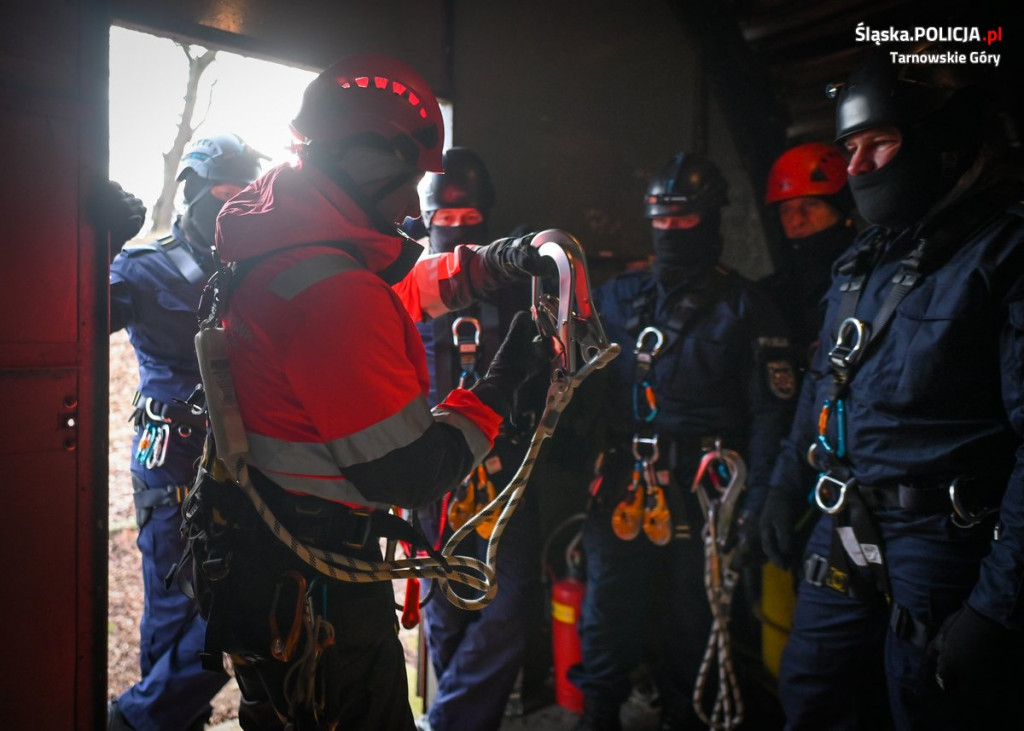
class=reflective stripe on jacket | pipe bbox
[217,162,503,509]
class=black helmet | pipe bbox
[644,152,728,218]
[420,147,496,216]
[176,133,265,190]
[830,47,988,144]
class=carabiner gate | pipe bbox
[529,229,617,382]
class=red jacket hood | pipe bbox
[215,160,413,275]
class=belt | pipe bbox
[816,473,1004,522]
[250,469,445,561]
[131,475,187,509]
[857,483,952,513]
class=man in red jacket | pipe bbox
[190,53,550,730]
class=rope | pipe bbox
[196,228,620,610]
[692,518,744,730]
[226,342,620,610]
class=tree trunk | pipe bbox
[149,45,217,234]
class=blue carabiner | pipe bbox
[632,380,658,423]
[816,397,847,458]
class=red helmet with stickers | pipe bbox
[764,142,848,205]
[290,53,445,173]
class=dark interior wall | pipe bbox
[448,0,772,278]
[449,1,699,265]
[111,0,775,279]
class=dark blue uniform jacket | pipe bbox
[771,180,1024,628]
[594,266,796,508]
[109,225,209,484]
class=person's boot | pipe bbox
[574,695,623,731]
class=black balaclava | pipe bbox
[428,222,488,253]
[178,177,223,269]
[651,210,722,284]
[847,136,947,230]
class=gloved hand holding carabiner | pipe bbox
[478,234,556,281]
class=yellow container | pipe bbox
[761,561,797,678]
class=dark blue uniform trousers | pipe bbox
[421,498,540,731]
[779,510,1005,731]
[117,505,228,730]
[569,501,711,720]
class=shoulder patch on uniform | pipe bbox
[766,360,797,400]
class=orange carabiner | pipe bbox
[475,466,499,539]
[269,570,307,662]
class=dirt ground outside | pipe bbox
[107,329,423,727]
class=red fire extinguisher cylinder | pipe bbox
[551,576,586,713]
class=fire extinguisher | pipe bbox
[546,513,587,714]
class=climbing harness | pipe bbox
[809,192,1019,602]
[187,228,619,613]
[690,444,747,731]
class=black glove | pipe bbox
[733,509,764,567]
[759,488,805,570]
[91,181,146,253]
[479,234,554,282]
[471,311,552,417]
[932,605,1016,694]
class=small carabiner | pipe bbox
[451,316,482,347]
[631,434,660,464]
[814,472,852,515]
[949,478,1000,529]
[144,397,169,424]
[828,317,869,369]
[634,326,665,357]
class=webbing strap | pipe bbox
[157,235,208,285]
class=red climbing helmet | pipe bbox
[764,142,848,205]
[290,53,445,172]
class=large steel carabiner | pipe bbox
[691,446,747,548]
[529,229,617,383]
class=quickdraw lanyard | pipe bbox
[611,327,672,545]
[690,446,747,731]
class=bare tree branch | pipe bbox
[149,45,218,233]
